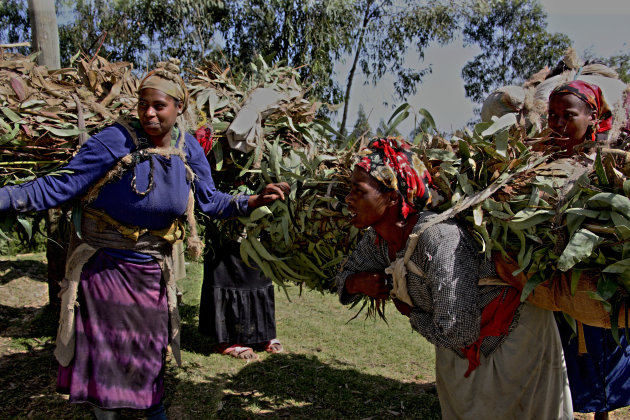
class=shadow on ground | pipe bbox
[0,260,48,285]
[203,352,440,419]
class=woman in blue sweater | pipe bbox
[0,60,287,419]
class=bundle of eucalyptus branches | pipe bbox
[414,113,630,332]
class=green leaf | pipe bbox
[564,208,601,218]
[594,149,609,185]
[521,273,546,302]
[494,129,509,158]
[624,179,630,198]
[588,193,630,215]
[417,108,436,132]
[16,216,32,240]
[458,139,471,160]
[585,291,611,312]
[473,203,483,226]
[557,228,603,271]
[248,206,272,222]
[480,113,517,137]
[602,258,630,274]
[42,125,87,137]
[509,208,555,230]
[597,274,618,301]
[385,103,411,136]
[213,141,223,171]
[0,123,18,145]
[457,173,474,196]
[1,107,22,122]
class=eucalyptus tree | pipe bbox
[217,0,459,136]
[57,0,226,70]
[338,0,457,136]
[0,0,226,69]
[460,0,571,103]
[0,0,29,52]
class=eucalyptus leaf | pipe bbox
[16,216,32,240]
[1,107,22,122]
[42,125,87,137]
[494,129,509,158]
[602,258,630,274]
[480,113,517,137]
[248,206,272,222]
[509,208,555,230]
[588,193,630,214]
[557,228,603,271]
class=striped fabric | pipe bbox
[57,250,168,409]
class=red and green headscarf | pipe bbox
[354,137,433,219]
[549,80,613,139]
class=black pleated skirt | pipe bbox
[198,239,276,345]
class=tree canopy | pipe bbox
[215,0,458,134]
[1,0,226,71]
[460,0,571,103]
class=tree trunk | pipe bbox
[45,209,67,311]
[28,0,60,69]
[29,0,62,309]
[340,1,373,138]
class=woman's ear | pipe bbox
[387,191,400,207]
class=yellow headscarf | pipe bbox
[138,58,189,111]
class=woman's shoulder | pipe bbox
[87,123,136,155]
[412,212,470,249]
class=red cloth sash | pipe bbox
[461,287,521,377]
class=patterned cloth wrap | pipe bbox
[354,137,432,219]
[138,59,189,111]
[549,80,613,140]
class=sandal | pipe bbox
[262,338,284,354]
[214,343,259,360]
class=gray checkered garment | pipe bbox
[337,212,521,358]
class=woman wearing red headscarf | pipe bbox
[337,137,573,419]
[547,79,613,155]
[548,80,630,420]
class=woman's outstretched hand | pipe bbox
[248,182,290,209]
[345,271,390,300]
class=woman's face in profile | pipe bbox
[547,93,596,144]
[345,167,394,229]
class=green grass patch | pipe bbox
[0,258,439,418]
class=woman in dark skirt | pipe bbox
[0,59,288,419]
[198,226,282,360]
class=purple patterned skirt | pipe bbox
[57,250,168,409]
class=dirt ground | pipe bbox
[0,255,50,357]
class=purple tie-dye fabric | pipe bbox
[57,250,168,409]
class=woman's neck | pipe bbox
[149,133,173,148]
[374,212,420,255]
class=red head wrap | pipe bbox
[549,80,613,139]
[354,137,432,219]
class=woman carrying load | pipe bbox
[548,80,630,420]
[336,137,572,419]
[0,60,288,419]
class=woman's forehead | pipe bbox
[351,166,381,187]
[138,88,175,103]
[549,93,592,113]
